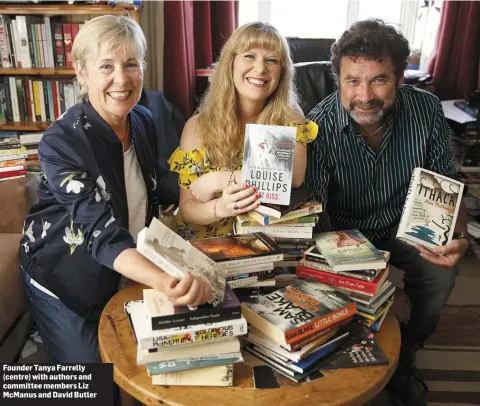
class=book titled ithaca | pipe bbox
[241,123,297,206]
[396,168,464,248]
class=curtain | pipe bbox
[163,1,238,119]
[140,1,165,92]
[426,1,480,100]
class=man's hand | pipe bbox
[414,238,469,269]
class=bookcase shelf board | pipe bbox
[0,68,75,76]
[0,121,50,131]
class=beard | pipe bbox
[348,99,385,126]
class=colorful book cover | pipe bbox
[144,284,241,330]
[396,168,464,248]
[314,229,386,272]
[146,355,242,376]
[241,123,297,205]
[241,279,356,346]
[189,232,282,264]
[314,323,388,369]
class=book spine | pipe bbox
[62,24,73,68]
[141,318,247,351]
[224,262,274,277]
[227,276,258,288]
[43,17,54,68]
[151,364,233,387]
[8,77,20,122]
[396,168,419,241]
[14,16,32,68]
[299,259,376,281]
[237,224,312,239]
[286,325,336,351]
[146,356,241,376]
[0,16,11,68]
[53,23,65,67]
[284,302,356,345]
[296,265,377,294]
[151,307,242,331]
[214,253,284,269]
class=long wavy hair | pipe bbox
[197,22,297,169]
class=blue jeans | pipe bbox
[21,268,101,363]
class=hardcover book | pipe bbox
[143,284,241,330]
[241,279,356,347]
[241,123,297,206]
[249,199,322,225]
[314,229,386,272]
[396,168,464,248]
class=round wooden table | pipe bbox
[99,284,400,406]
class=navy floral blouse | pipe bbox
[19,101,180,320]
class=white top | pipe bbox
[30,144,148,299]
[123,143,148,243]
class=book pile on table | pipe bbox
[19,132,43,176]
[0,132,27,181]
[241,278,357,382]
[296,229,395,331]
[232,185,322,293]
[125,284,247,387]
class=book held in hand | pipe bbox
[396,168,464,248]
[241,123,297,206]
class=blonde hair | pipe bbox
[72,15,146,102]
[197,22,297,169]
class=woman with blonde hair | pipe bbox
[19,15,210,364]
[169,22,318,239]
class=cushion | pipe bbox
[0,233,25,339]
[0,178,29,234]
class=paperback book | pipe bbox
[314,229,386,272]
[241,123,297,206]
[241,279,356,347]
[143,284,241,330]
[314,323,388,369]
[396,168,464,248]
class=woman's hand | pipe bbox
[160,272,212,307]
[190,171,241,203]
[216,183,260,218]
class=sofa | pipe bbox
[0,177,31,362]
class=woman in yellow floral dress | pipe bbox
[169,22,318,240]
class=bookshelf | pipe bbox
[0,3,141,131]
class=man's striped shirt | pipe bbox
[305,85,456,241]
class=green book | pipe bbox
[314,229,386,272]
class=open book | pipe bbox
[137,217,227,305]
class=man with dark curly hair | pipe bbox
[305,19,469,406]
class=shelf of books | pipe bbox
[0,4,140,22]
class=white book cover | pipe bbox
[241,123,296,205]
[151,364,233,386]
[396,168,464,249]
[137,338,241,365]
[126,300,247,351]
[13,16,32,68]
[138,342,240,366]
[137,217,227,304]
[8,77,20,122]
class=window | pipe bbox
[238,0,443,69]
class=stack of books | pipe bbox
[19,132,43,176]
[0,131,27,181]
[241,279,357,382]
[296,230,395,331]
[125,285,247,387]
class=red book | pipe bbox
[51,79,59,119]
[62,24,72,68]
[0,167,27,179]
[296,265,389,295]
[71,23,79,43]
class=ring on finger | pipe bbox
[234,203,239,210]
